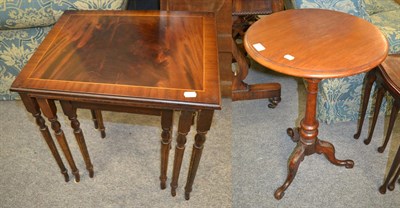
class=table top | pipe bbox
[244,9,388,79]
[11,10,221,110]
[379,55,400,95]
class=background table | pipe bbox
[11,10,221,200]
[244,9,388,199]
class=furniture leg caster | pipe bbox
[268,97,281,108]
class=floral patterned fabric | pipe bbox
[363,0,400,14]
[0,27,52,100]
[293,0,367,18]
[290,0,399,123]
[0,0,55,29]
[52,0,128,20]
[369,10,400,54]
[0,0,127,100]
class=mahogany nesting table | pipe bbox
[244,9,388,199]
[354,55,400,194]
[10,10,221,200]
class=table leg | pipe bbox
[170,111,194,197]
[388,164,399,191]
[20,94,69,182]
[231,38,281,107]
[380,146,400,194]
[36,98,80,182]
[60,101,94,178]
[364,85,386,145]
[160,110,173,189]
[378,100,399,153]
[354,69,377,139]
[274,78,354,200]
[90,110,106,138]
[184,110,214,200]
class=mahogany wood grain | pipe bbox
[11,11,220,199]
[160,0,233,97]
[244,9,388,199]
[11,11,220,110]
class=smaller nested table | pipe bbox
[244,9,388,199]
[354,55,400,194]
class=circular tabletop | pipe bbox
[244,9,389,79]
[379,55,400,96]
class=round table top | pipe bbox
[380,55,400,96]
[244,9,389,79]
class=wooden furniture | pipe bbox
[160,0,232,97]
[10,10,221,200]
[232,0,284,39]
[380,146,400,194]
[244,9,388,199]
[353,55,400,194]
[231,0,284,106]
[160,0,285,105]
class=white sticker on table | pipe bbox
[253,43,266,51]
[184,91,197,98]
[284,54,295,61]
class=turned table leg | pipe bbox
[20,94,69,182]
[36,98,80,182]
[274,78,354,200]
[60,101,94,178]
[170,111,194,196]
[90,110,106,138]
[184,110,214,200]
[160,110,173,189]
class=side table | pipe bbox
[354,55,400,193]
[244,9,388,199]
[11,10,221,200]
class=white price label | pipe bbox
[252,43,266,51]
[184,91,197,98]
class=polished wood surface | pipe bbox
[244,9,388,200]
[244,9,388,79]
[353,55,400,194]
[161,0,284,99]
[160,0,233,97]
[12,10,220,110]
[380,55,400,95]
[11,10,220,200]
